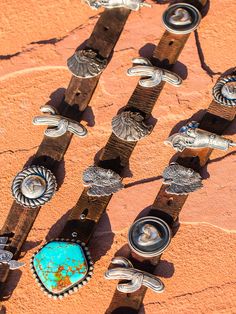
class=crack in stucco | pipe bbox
[0,145,39,156]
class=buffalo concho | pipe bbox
[83,0,151,11]
[162,3,201,34]
[165,121,236,152]
[83,166,123,196]
[0,246,25,270]
[12,165,57,208]
[30,238,93,299]
[163,162,203,195]
[67,49,107,78]
[112,111,153,142]
[105,257,164,293]
[212,75,236,107]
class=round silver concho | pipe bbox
[128,216,171,258]
[212,75,236,107]
[162,3,201,35]
[12,165,57,208]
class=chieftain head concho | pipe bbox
[83,166,123,196]
[67,49,107,78]
[112,111,153,142]
[162,163,203,195]
[212,75,236,107]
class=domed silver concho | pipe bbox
[67,49,107,78]
[212,75,236,107]
[162,3,201,34]
[162,162,203,195]
[112,111,153,142]
[82,166,123,197]
[12,165,57,208]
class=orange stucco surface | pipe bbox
[0,0,236,313]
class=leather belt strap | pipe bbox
[106,98,236,313]
[0,8,130,295]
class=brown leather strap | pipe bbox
[0,8,130,295]
[106,99,236,313]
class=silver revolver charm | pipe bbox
[0,238,25,270]
[165,121,236,152]
[127,57,182,88]
[84,0,151,11]
[33,105,87,138]
[104,257,164,293]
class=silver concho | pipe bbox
[12,165,57,208]
[162,3,201,34]
[128,217,171,257]
[104,257,164,293]
[212,75,236,107]
[0,248,25,270]
[164,121,236,152]
[82,166,123,197]
[112,111,152,142]
[127,57,182,88]
[67,49,107,78]
[83,0,151,11]
[33,104,87,138]
[162,162,203,195]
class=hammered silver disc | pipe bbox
[162,163,203,195]
[67,49,107,78]
[212,75,236,107]
[12,165,57,208]
[112,111,152,142]
[83,166,123,196]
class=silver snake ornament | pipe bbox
[104,257,164,293]
[83,0,151,10]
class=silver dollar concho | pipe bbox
[112,111,153,142]
[212,75,236,107]
[82,166,124,197]
[83,0,151,11]
[67,49,107,78]
[12,165,57,208]
[163,162,203,195]
[128,217,171,258]
[33,104,87,138]
[127,57,182,88]
[105,257,164,293]
[0,239,25,270]
[162,3,201,34]
[165,121,236,152]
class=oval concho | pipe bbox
[30,238,93,299]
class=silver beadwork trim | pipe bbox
[162,3,201,35]
[30,238,94,299]
[212,75,236,107]
[12,165,57,208]
[105,257,164,293]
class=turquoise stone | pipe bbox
[33,241,88,294]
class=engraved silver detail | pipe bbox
[67,49,107,78]
[0,249,25,270]
[83,166,123,196]
[127,57,182,88]
[12,165,57,208]
[104,257,164,293]
[112,111,152,142]
[163,162,203,195]
[162,3,201,34]
[212,75,236,107]
[33,104,87,138]
[0,237,8,250]
[164,121,236,152]
[83,0,151,11]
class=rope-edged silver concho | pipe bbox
[12,165,57,208]
[83,166,123,197]
[162,162,203,195]
[212,75,236,107]
[105,257,164,293]
[83,0,151,11]
[67,49,107,78]
[112,111,153,142]
[33,104,87,138]
[162,3,201,35]
[127,57,182,88]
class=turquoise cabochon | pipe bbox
[32,240,92,296]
